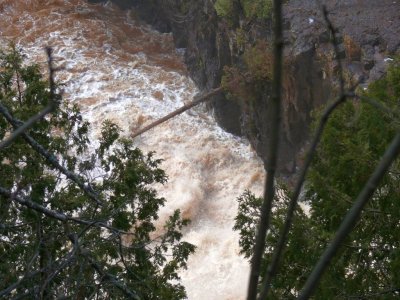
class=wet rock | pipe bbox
[100,0,400,175]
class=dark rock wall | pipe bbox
[92,0,400,174]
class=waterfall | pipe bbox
[0,1,264,298]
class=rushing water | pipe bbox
[0,0,265,298]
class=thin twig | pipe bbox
[247,1,284,299]
[258,96,346,299]
[258,5,348,298]
[298,132,400,299]
[295,6,400,298]
[46,47,57,103]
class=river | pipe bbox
[0,1,264,298]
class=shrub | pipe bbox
[214,0,273,20]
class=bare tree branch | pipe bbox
[46,47,57,103]
[298,132,400,299]
[247,1,284,299]
[258,5,349,298]
[258,96,347,299]
[318,2,347,96]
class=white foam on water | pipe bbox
[0,1,265,298]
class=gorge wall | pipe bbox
[92,0,400,174]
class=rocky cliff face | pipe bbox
[93,0,400,174]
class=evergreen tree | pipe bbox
[235,60,400,299]
[0,46,195,299]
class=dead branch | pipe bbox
[247,0,284,299]
[131,86,223,138]
[258,5,349,298]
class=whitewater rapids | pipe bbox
[0,1,265,298]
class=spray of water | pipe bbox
[0,1,265,298]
